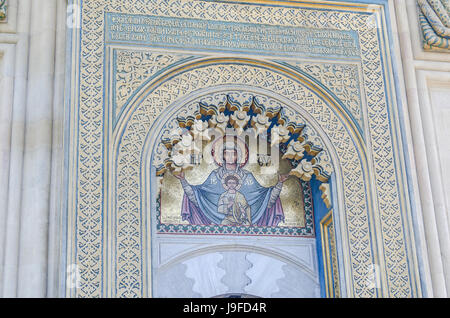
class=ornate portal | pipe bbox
[64,0,423,298]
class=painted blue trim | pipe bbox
[198,0,378,11]
[311,177,329,298]
[116,59,368,165]
[102,30,108,298]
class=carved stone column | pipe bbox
[0,1,7,22]
[1,0,31,298]
[16,0,57,297]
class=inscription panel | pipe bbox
[106,12,360,57]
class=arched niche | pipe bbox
[109,58,375,298]
[144,88,339,298]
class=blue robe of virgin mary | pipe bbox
[181,167,284,227]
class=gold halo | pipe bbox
[212,135,249,167]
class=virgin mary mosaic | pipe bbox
[174,136,288,227]
[158,135,315,236]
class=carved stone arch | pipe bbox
[110,58,376,298]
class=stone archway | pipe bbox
[108,58,374,297]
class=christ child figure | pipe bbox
[218,173,252,226]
